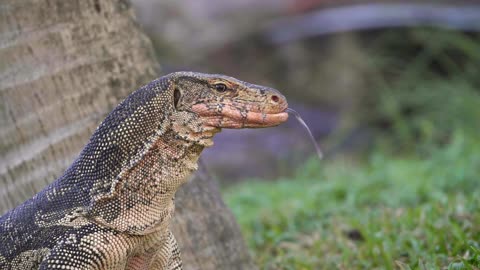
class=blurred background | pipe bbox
[132,1,480,269]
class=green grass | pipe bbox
[223,132,480,270]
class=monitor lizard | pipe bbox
[0,72,288,270]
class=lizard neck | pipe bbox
[88,125,212,235]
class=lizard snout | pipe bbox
[263,89,288,114]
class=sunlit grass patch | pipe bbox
[223,133,480,269]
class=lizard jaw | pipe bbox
[191,104,288,128]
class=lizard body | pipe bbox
[0,72,288,270]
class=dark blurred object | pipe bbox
[344,229,365,242]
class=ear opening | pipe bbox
[174,87,181,109]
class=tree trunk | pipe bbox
[0,0,255,269]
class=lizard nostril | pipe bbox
[271,95,279,103]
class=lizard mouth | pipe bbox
[191,103,289,128]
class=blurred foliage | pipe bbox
[224,132,480,269]
[364,28,480,153]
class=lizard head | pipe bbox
[170,72,289,129]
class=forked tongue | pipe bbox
[286,108,323,160]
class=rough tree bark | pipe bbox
[0,0,256,269]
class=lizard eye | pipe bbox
[214,83,227,93]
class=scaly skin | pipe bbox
[0,72,288,270]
